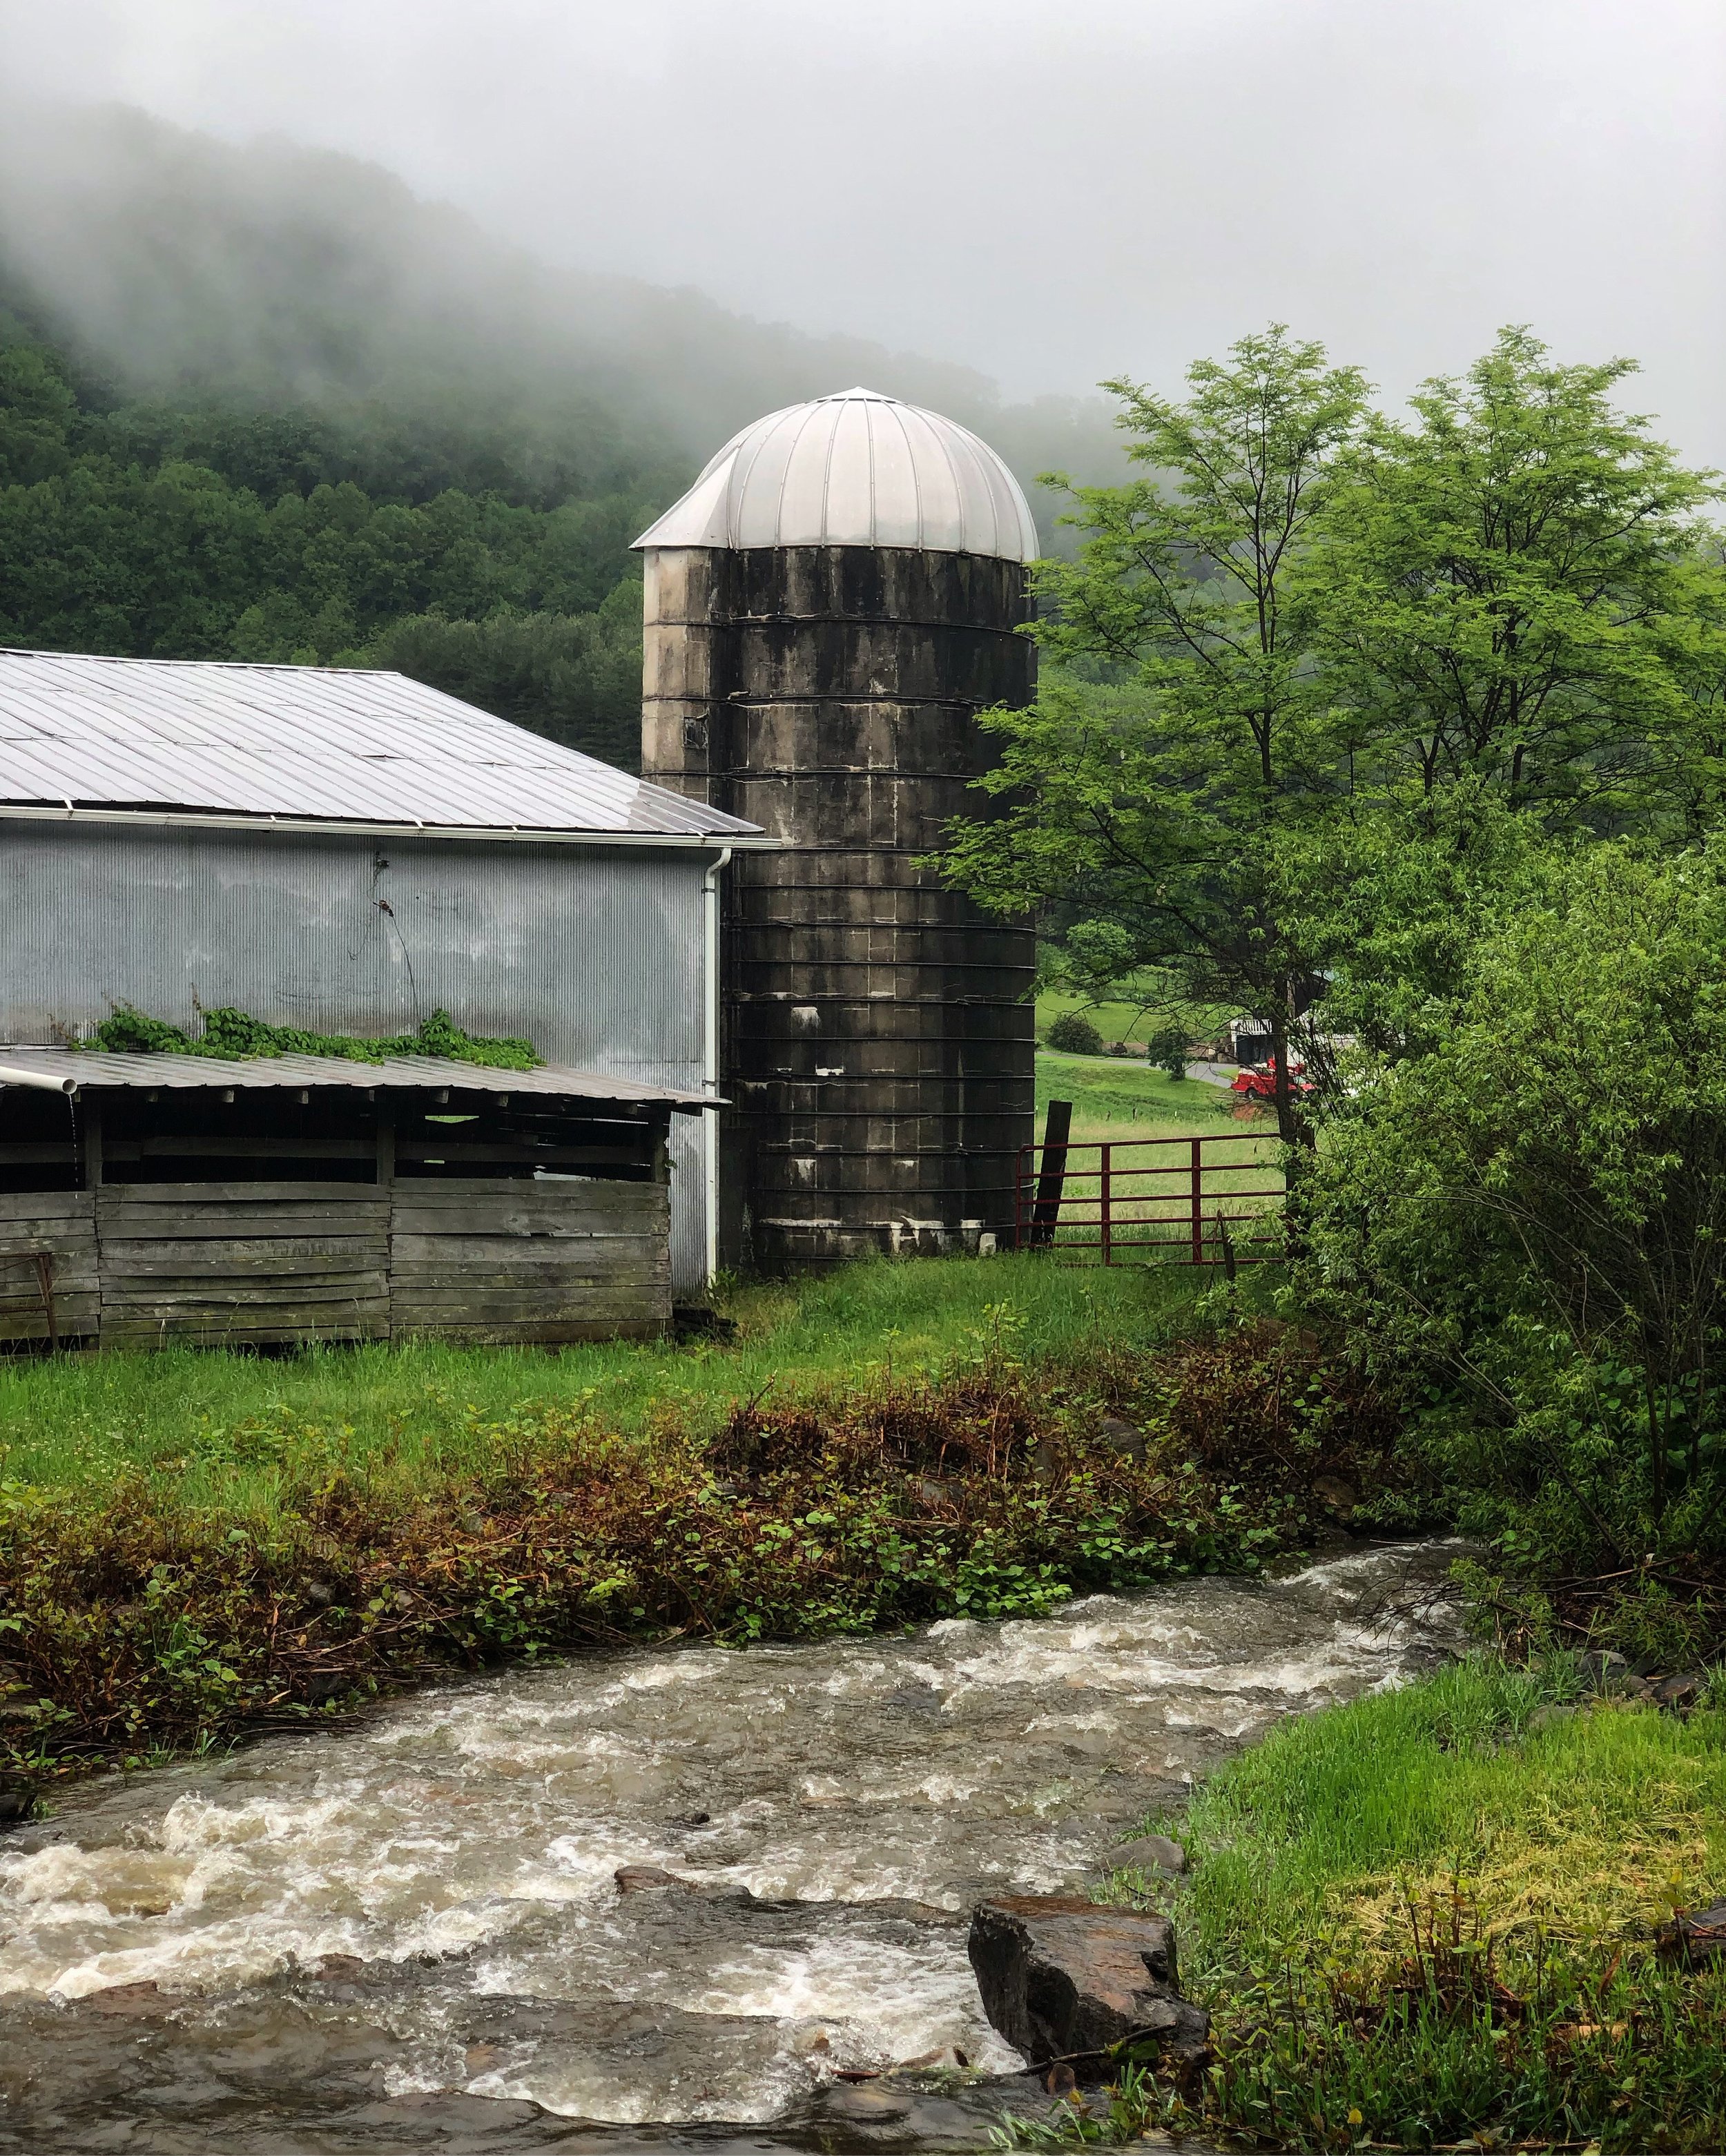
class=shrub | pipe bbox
[1047,1011,1104,1055]
[1146,1024,1189,1080]
[1297,837,1726,1573]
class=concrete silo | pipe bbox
[635,387,1038,1270]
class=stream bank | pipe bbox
[0,1540,1459,2153]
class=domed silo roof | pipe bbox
[632,387,1038,563]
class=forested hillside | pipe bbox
[0,101,1119,769]
[0,332,659,766]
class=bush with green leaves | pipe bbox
[1145,1024,1189,1081]
[1047,1011,1104,1056]
[1297,838,1726,1570]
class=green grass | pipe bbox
[1032,1051,1281,1261]
[4,1261,1359,1775]
[1036,986,1237,1054]
[1179,1662,1726,1963]
[1036,1047,1250,1140]
[1034,1661,1726,2151]
[0,1254,1199,1521]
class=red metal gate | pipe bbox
[1013,1129,1283,1265]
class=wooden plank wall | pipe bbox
[0,1192,99,1343]
[0,1179,670,1346]
[390,1178,671,1343]
[95,1183,391,1348]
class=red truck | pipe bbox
[1230,1058,1313,1103]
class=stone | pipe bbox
[824,2084,912,2120]
[967,1895,1210,2075]
[1527,1704,1580,1733]
[85,1981,174,2019]
[1654,1671,1708,1711]
[1097,1418,1147,1462]
[1311,1476,1358,1514]
[1101,1833,1188,1876]
[0,1783,36,1827]
[1656,1901,1726,1965]
[614,1865,693,1894]
[1578,1649,1637,1695]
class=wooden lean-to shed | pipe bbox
[0,648,770,1347]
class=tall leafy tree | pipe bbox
[942,327,1368,1143]
[1308,328,1724,827]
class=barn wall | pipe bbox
[0,1178,669,1346]
[0,825,715,1291]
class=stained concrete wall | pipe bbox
[643,543,1036,1270]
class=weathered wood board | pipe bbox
[389,1177,671,1343]
[0,1175,672,1350]
[95,1183,390,1346]
[0,1190,99,1342]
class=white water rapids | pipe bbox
[0,1542,1460,2154]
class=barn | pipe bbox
[0,648,768,1347]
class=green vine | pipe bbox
[84,1004,541,1072]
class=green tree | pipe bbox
[1310,328,1724,828]
[943,327,1369,1144]
[353,583,643,770]
[0,341,77,486]
[1299,838,1726,1562]
[0,330,661,766]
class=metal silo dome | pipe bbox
[633,388,1038,562]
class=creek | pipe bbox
[0,1542,1459,2154]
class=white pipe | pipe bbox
[0,1063,78,1094]
[701,844,733,1285]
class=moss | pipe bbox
[85,1002,540,1071]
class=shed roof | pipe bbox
[0,1047,712,1111]
[633,388,1038,563]
[0,649,763,845]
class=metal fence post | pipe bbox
[1190,1136,1203,1265]
[1100,1142,1112,1265]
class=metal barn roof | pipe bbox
[0,1047,713,1109]
[633,388,1039,563]
[0,649,764,844]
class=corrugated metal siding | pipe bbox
[0,648,760,838]
[0,824,715,1293]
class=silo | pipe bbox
[635,388,1037,1270]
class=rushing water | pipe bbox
[0,1542,1460,2154]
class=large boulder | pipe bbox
[967,1895,1210,2074]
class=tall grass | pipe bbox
[1035,1662,1726,2152]
[0,1255,1200,1521]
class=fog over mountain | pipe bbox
[3,0,1722,468]
[0,100,1125,510]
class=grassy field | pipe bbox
[1036,985,1237,1054]
[1032,1049,1282,1262]
[0,1255,1194,1519]
[1038,1660,1726,2152]
[1036,1046,1250,1138]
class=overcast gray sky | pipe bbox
[5,0,1723,458]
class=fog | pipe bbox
[2,0,1723,461]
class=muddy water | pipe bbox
[0,1543,1459,2154]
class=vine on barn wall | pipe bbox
[84,1004,541,1071]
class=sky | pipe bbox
[4,0,1724,459]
